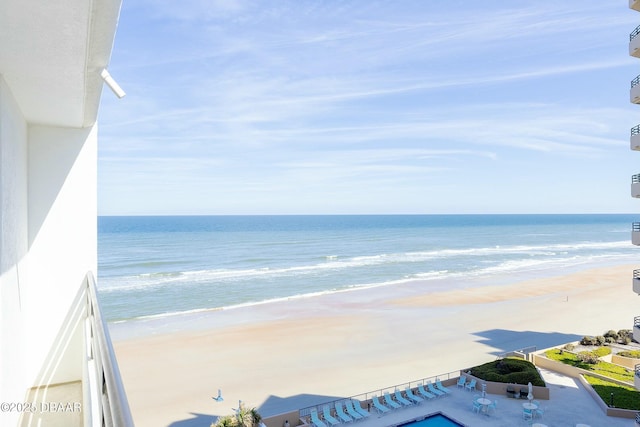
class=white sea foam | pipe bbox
[99,240,632,294]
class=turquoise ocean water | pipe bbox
[98,214,637,323]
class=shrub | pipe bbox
[470,358,545,387]
[581,336,597,346]
[563,343,575,351]
[578,352,599,364]
[595,336,606,346]
[618,329,633,344]
[211,404,262,427]
[604,330,619,341]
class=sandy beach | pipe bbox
[112,263,639,427]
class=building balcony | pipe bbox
[632,0,640,12]
[632,76,640,104]
[632,175,640,198]
[22,273,134,427]
[632,125,640,151]
[633,223,640,245]
[635,317,640,350]
[634,270,640,294]
[636,363,640,391]
[631,25,640,57]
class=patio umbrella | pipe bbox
[527,382,533,401]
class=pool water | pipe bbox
[397,413,465,427]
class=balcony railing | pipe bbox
[632,25,640,41]
[633,125,640,136]
[633,175,640,184]
[634,316,640,329]
[84,272,134,427]
[632,75,640,89]
[298,370,460,419]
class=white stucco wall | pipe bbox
[0,75,29,426]
[25,123,97,386]
[1,75,98,425]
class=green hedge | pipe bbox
[468,358,545,387]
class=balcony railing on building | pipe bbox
[634,317,640,346]
[632,125,640,151]
[631,24,640,57]
[633,270,640,295]
[631,76,640,104]
[85,272,134,427]
[632,174,640,198]
[632,223,640,246]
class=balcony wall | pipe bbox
[633,223,640,245]
[632,78,640,104]
[631,26,640,57]
[632,175,640,197]
[0,73,29,427]
[632,0,640,12]
[632,126,640,150]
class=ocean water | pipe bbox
[98,214,637,323]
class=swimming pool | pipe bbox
[396,412,465,427]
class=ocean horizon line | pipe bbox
[98,212,636,217]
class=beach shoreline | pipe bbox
[112,262,639,427]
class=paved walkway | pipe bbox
[299,369,634,427]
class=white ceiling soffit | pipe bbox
[0,0,123,128]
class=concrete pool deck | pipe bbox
[307,368,633,427]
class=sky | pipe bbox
[98,0,640,215]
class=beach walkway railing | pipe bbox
[298,370,460,419]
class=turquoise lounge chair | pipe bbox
[310,408,328,427]
[321,405,340,426]
[371,395,390,414]
[349,400,370,418]
[436,379,452,394]
[456,377,466,389]
[404,387,423,404]
[383,392,401,409]
[417,384,436,400]
[427,382,445,397]
[394,390,413,406]
[333,401,352,423]
[341,400,363,420]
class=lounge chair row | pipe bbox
[371,380,452,415]
[309,400,370,427]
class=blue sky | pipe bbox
[98,1,639,215]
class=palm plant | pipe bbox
[211,402,263,427]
